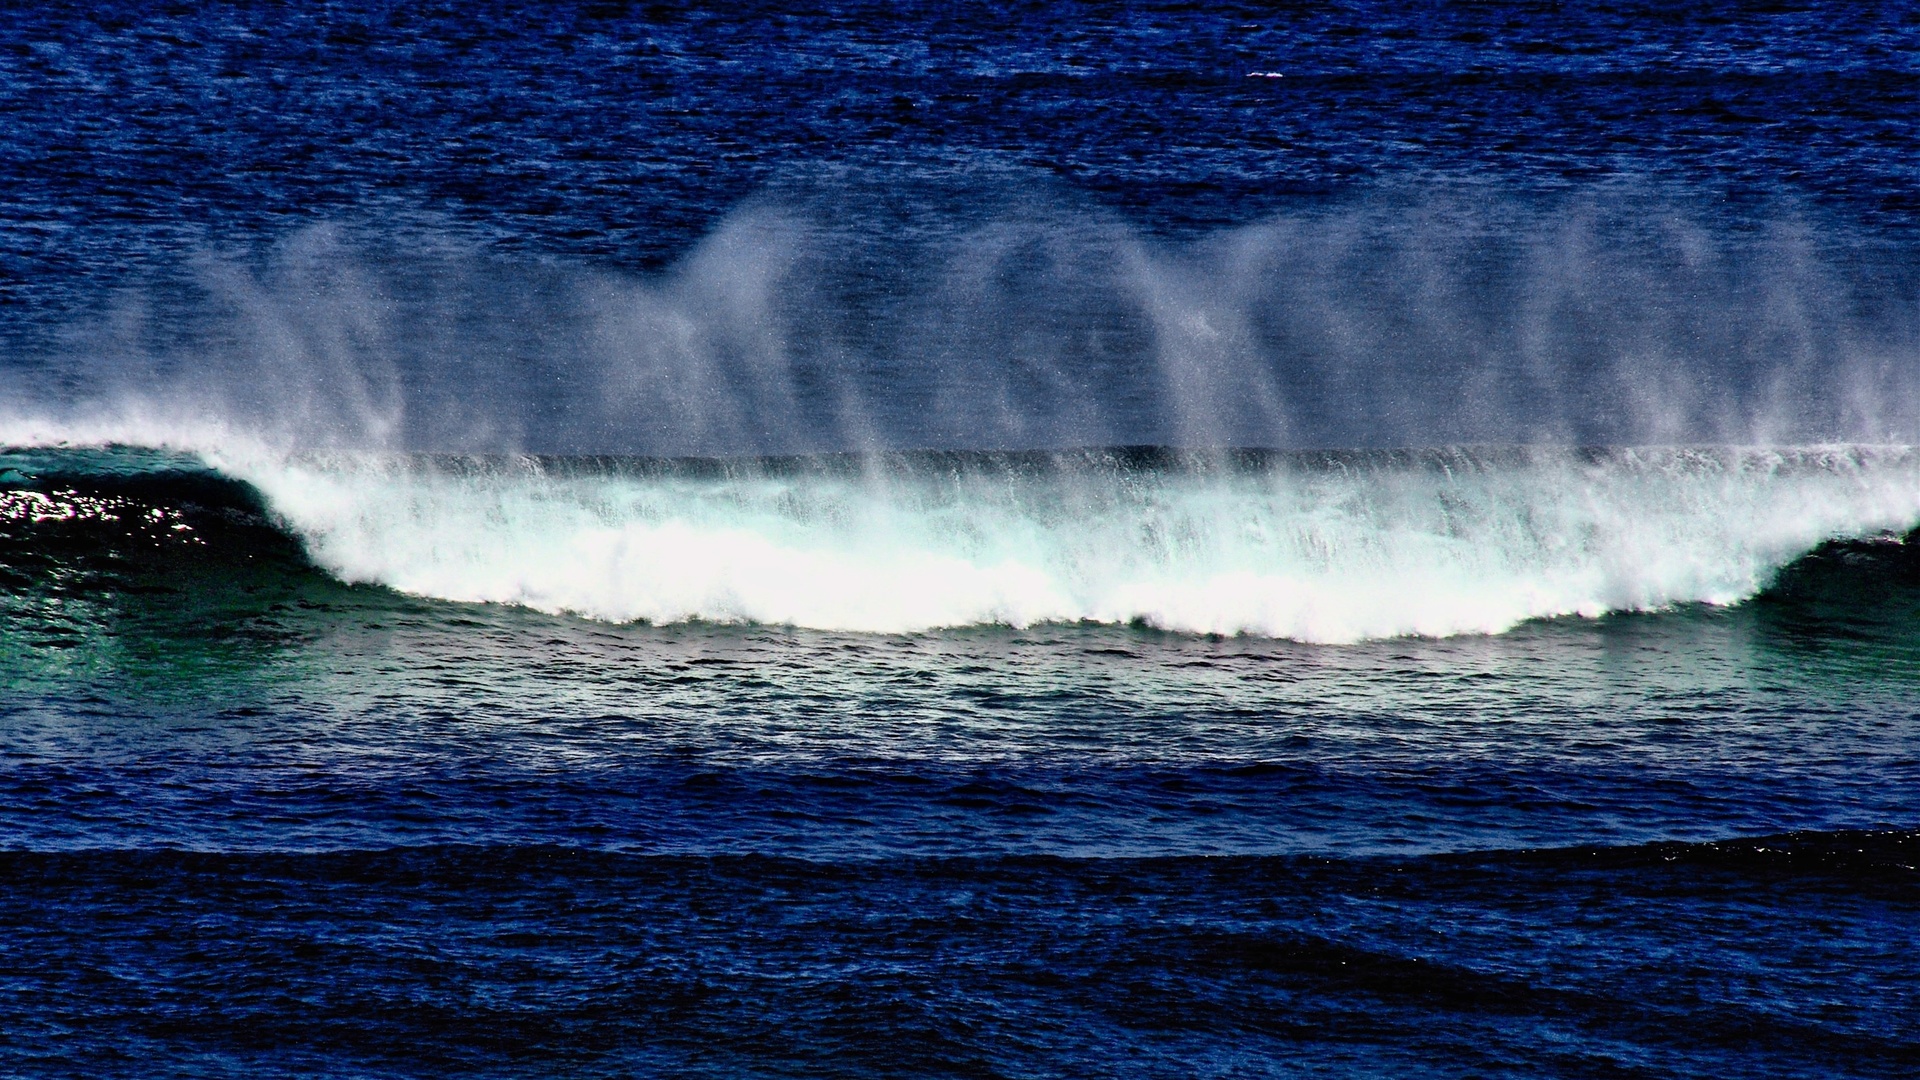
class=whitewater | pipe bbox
[5,429,1917,642]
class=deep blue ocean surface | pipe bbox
[3,3,1919,1077]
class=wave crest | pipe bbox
[191,445,1920,642]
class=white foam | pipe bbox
[7,407,1917,641]
[209,445,1920,642]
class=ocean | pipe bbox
[2,3,1918,1077]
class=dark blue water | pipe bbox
[4,3,1920,1077]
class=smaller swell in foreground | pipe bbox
[141,444,1918,643]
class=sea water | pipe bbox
[2,3,1918,1077]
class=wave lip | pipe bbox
[172,444,1913,643]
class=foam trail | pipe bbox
[187,446,1920,642]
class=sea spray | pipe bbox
[17,190,1920,459]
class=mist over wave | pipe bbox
[9,184,1920,457]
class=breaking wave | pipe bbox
[8,193,1920,640]
[5,442,1918,643]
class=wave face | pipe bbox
[5,444,1903,643]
